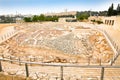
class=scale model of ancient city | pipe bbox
[0,0,120,80]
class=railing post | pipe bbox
[100,67,104,80]
[0,60,2,72]
[110,60,113,66]
[60,66,64,80]
[18,57,21,66]
[25,63,29,77]
[10,56,13,63]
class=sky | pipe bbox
[0,0,120,15]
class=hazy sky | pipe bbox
[0,0,119,15]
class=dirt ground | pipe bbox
[0,23,17,30]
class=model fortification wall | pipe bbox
[0,26,17,44]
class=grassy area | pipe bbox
[0,73,32,80]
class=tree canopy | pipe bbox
[24,17,32,22]
[76,11,90,21]
[107,3,120,16]
[117,4,120,15]
[24,14,58,22]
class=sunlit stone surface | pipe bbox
[0,23,113,64]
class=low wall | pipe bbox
[0,26,17,44]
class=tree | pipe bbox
[32,15,39,22]
[24,17,32,22]
[107,3,114,16]
[52,16,58,22]
[107,3,118,16]
[99,11,107,16]
[38,14,45,21]
[117,4,120,15]
[76,12,89,21]
[45,16,52,21]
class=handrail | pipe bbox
[0,58,120,80]
[0,58,120,68]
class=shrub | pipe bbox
[91,19,95,22]
[91,19,103,24]
[96,20,103,24]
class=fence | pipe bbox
[0,58,120,80]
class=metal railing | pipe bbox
[0,58,120,80]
